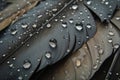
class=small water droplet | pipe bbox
[0,40,3,44]
[75,59,81,67]
[108,39,113,43]
[45,52,52,59]
[18,76,23,80]
[72,4,78,10]
[2,54,6,57]
[23,60,31,69]
[69,19,74,23]
[21,24,28,29]
[9,64,14,68]
[108,31,114,36]
[87,1,92,5]
[11,29,17,35]
[62,22,67,28]
[93,64,98,70]
[98,48,104,55]
[75,23,83,31]
[32,24,37,28]
[113,44,119,49]
[86,24,92,29]
[49,38,57,48]
[115,17,120,20]
[46,23,51,28]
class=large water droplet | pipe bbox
[23,60,31,69]
[75,23,83,31]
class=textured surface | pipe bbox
[0,0,120,80]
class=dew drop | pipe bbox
[46,23,51,28]
[45,52,52,59]
[0,40,3,44]
[75,59,81,67]
[9,64,14,68]
[23,60,31,69]
[113,44,119,49]
[108,31,114,36]
[32,24,37,28]
[86,24,92,29]
[98,48,104,55]
[49,38,57,48]
[18,76,23,80]
[62,22,67,28]
[115,17,120,20]
[75,23,83,31]
[108,39,113,43]
[72,4,78,10]
[69,19,74,23]
[21,24,28,29]
[11,29,17,35]
[87,1,92,5]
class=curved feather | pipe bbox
[0,0,119,80]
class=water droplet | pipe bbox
[75,23,83,31]
[46,23,51,28]
[86,24,92,29]
[93,64,98,70]
[115,17,120,20]
[72,4,78,10]
[75,59,81,67]
[9,64,14,68]
[113,44,119,49]
[2,54,6,57]
[87,1,92,5]
[21,24,28,29]
[23,60,31,69]
[0,40,3,44]
[11,29,17,35]
[62,22,67,28]
[69,19,74,23]
[32,24,37,28]
[108,31,114,36]
[98,48,104,55]
[52,8,58,12]
[49,38,57,48]
[18,76,23,80]
[45,52,52,59]
[108,39,113,43]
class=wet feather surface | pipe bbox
[0,0,120,80]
